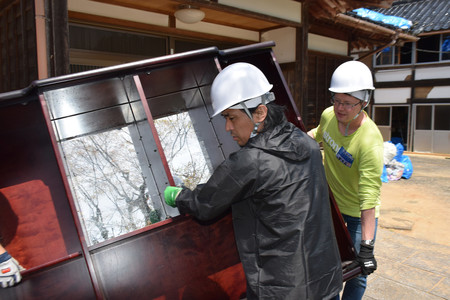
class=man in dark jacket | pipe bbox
[164,62,342,300]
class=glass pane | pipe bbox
[442,34,450,61]
[374,106,390,126]
[44,77,165,246]
[434,105,450,130]
[69,24,166,57]
[417,35,440,63]
[43,57,224,245]
[415,105,432,130]
[391,106,409,146]
[174,38,237,54]
[376,47,394,65]
[399,42,413,64]
[154,112,213,189]
[61,127,160,245]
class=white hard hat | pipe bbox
[210,62,274,117]
[329,61,374,102]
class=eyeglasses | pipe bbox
[331,97,361,110]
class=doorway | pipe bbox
[373,105,410,149]
[412,104,450,153]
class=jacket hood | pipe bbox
[247,120,312,162]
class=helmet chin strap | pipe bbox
[344,91,371,136]
[344,111,360,136]
[241,102,260,138]
[240,92,274,139]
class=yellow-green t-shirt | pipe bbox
[311,106,384,218]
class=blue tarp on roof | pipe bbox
[373,0,450,35]
[353,8,413,29]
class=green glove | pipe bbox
[164,186,182,207]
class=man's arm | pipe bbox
[357,207,377,275]
[361,207,376,240]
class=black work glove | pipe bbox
[357,243,377,275]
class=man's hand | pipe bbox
[357,243,377,275]
[164,186,182,207]
[0,255,22,288]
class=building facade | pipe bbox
[1,0,420,129]
[370,0,450,154]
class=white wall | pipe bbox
[308,33,348,56]
[68,0,168,26]
[219,0,301,23]
[427,86,450,98]
[375,69,412,82]
[261,31,350,64]
[176,22,259,41]
[374,88,411,104]
[415,66,450,80]
[261,27,296,63]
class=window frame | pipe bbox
[374,34,450,67]
[41,57,236,248]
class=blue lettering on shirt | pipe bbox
[336,146,354,168]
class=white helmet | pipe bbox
[329,61,374,102]
[210,62,274,117]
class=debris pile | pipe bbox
[381,141,413,182]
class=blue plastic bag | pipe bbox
[399,155,413,179]
[381,164,388,183]
[391,137,403,146]
[394,143,404,161]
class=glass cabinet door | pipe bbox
[44,76,167,245]
[42,58,236,246]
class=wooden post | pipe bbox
[295,1,310,122]
[45,0,70,77]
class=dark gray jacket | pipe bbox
[176,120,342,300]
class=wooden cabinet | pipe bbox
[0,42,357,299]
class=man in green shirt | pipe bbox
[308,61,384,300]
